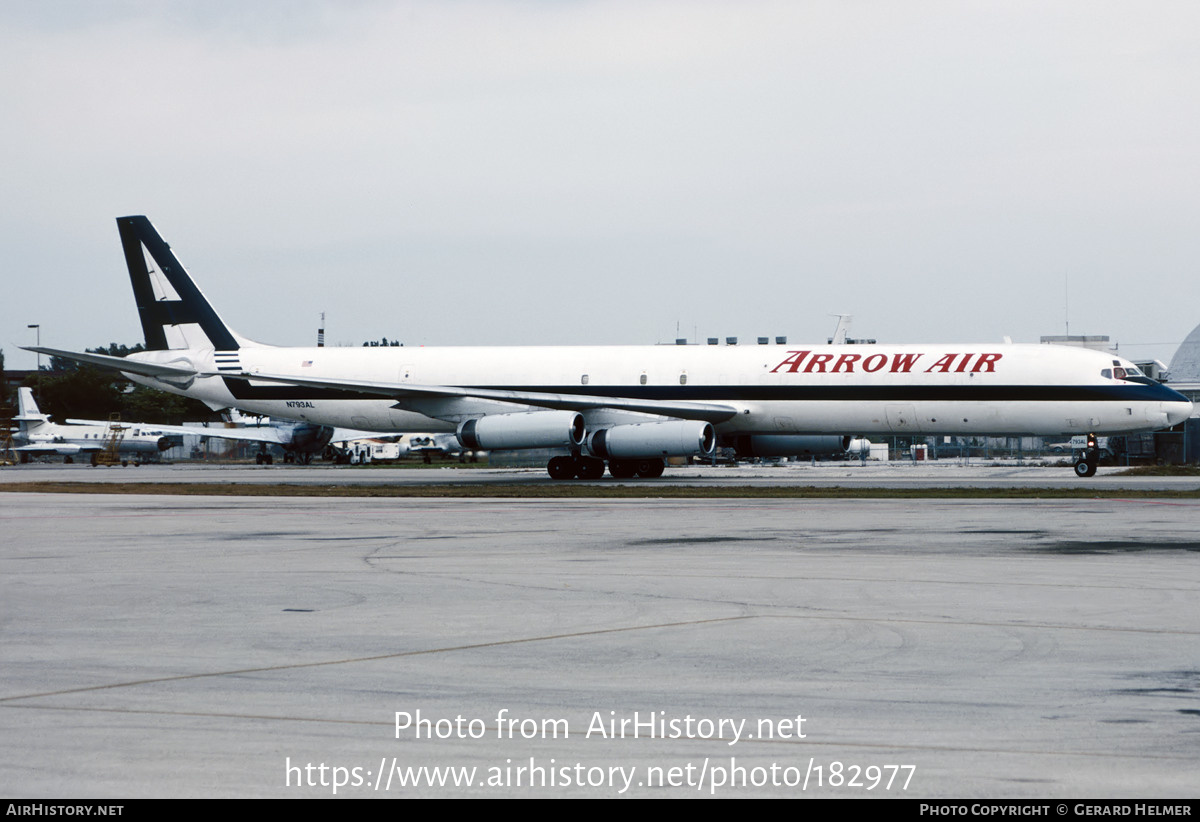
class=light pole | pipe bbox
[27,324,39,401]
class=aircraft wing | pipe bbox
[235,371,741,423]
[64,418,375,448]
[13,443,98,456]
[325,428,394,444]
[23,345,739,421]
[64,419,290,445]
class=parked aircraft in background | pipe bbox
[11,388,175,465]
[27,216,1193,479]
[401,432,466,461]
[66,409,378,465]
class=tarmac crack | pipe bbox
[4,614,1196,706]
[0,615,756,703]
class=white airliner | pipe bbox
[64,408,384,466]
[11,385,363,466]
[11,387,175,465]
[26,216,1193,479]
[107,416,358,465]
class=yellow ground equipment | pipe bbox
[90,414,129,467]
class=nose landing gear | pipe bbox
[1073,433,1099,478]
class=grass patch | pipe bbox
[1112,464,1200,477]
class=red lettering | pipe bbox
[971,352,1002,373]
[862,353,887,372]
[770,350,811,374]
[831,353,861,373]
[804,353,835,373]
[924,353,958,373]
[889,353,923,373]
[954,354,972,373]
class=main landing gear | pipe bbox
[546,455,665,480]
[1073,433,1099,478]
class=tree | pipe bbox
[27,366,121,422]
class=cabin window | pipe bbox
[679,374,687,385]
[581,374,588,385]
[639,374,647,385]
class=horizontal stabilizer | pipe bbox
[21,346,199,379]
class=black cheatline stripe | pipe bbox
[221,379,1184,405]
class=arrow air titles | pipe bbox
[770,351,1003,375]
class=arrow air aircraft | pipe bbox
[27,216,1193,479]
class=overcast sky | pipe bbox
[4,0,1199,372]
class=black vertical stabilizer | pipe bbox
[117,216,239,351]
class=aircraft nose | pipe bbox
[1165,399,1194,427]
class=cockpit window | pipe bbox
[1102,365,1142,380]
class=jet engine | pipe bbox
[731,434,853,458]
[288,424,336,454]
[457,411,586,451]
[156,435,183,452]
[587,420,716,459]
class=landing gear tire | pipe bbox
[575,456,605,480]
[1074,456,1097,478]
[608,459,638,479]
[547,456,576,480]
[634,458,665,478]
